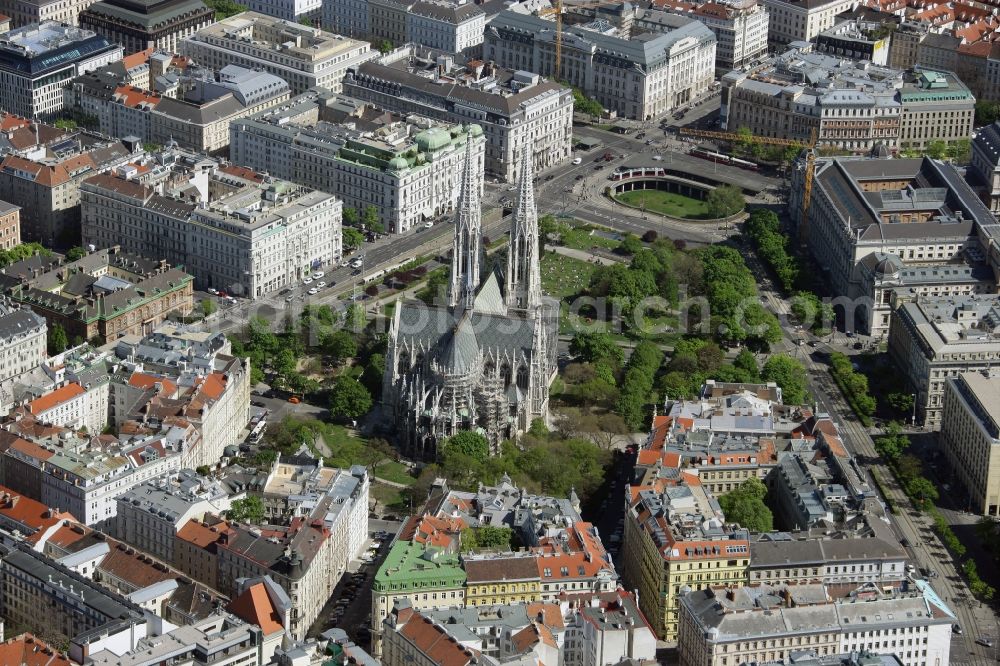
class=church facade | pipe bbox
[382,135,557,459]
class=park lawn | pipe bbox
[373,461,417,486]
[541,253,596,297]
[558,222,622,251]
[322,424,382,468]
[615,189,710,219]
[371,482,408,513]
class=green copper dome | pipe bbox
[466,124,483,137]
[414,127,451,152]
[388,156,409,171]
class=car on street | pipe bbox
[285,295,294,302]
[207,288,218,295]
[953,625,963,634]
[572,157,582,165]
[308,287,319,295]
[424,221,434,229]
[652,155,663,161]
[313,271,324,279]
[303,277,313,285]
[316,281,326,288]
[976,637,993,648]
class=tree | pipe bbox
[886,391,915,416]
[142,142,162,153]
[0,242,50,268]
[47,323,68,355]
[442,431,490,464]
[324,330,358,363]
[976,100,1000,126]
[875,422,910,462]
[576,412,630,450]
[203,0,247,19]
[227,496,264,524]
[926,140,948,160]
[718,478,773,532]
[53,118,77,130]
[619,233,642,255]
[343,207,359,226]
[569,332,624,368]
[363,205,383,233]
[461,526,512,552]
[761,355,808,404]
[201,298,217,317]
[329,376,372,421]
[906,476,938,508]
[733,349,760,380]
[196,465,211,476]
[65,246,86,261]
[343,227,364,250]
[298,15,313,25]
[569,86,603,117]
[706,184,745,218]
[378,40,393,54]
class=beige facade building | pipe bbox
[0,201,19,250]
[940,371,1000,515]
[179,12,376,95]
[0,0,100,27]
[889,295,1000,428]
[677,582,954,666]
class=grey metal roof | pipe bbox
[81,0,212,30]
[395,300,540,361]
[0,302,46,342]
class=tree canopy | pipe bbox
[705,184,745,218]
[761,355,808,405]
[227,496,264,524]
[329,376,372,421]
[47,323,68,356]
[460,526,513,552]
[718,478,773,532]
[442,431,490,464]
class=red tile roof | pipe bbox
[0,486,75,541]
[228,583,284,635]
[0,634,71,666]
[122,47,154,69]
[128,372,178,397]
[99,542,174,589]
[219,165,264,183]
[28,383,85,415]
[399,614,480,666]
[0,113,30,132]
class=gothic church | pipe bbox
[382,136,557,459]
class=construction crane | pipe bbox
[677,127,818,243]
[539,0,627,81]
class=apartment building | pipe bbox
[0,22,122,119]
[370,540,467,656]
[68,63,291,154]
[748,521,907,587]
[0,300,45,386]
[406,1,486,54]
[788,155,998,336]
[639,1,769,72]
[484,10,716,120]
[27,381,108,434]
[463,553,543,607]
[940,371,1000,516]
[115,469,234,562]
[81,149,342,297]
[179,12,376,95]
[0,130,132,247]
[889,296,1000,428]
[0,545,150,662]
[0,201,19,250]
[343,47,573,182]
[112,325,252,469]
[722,45,974,152]
[242,0,321,23]
[760,0,857,44]
[78,0,214,54]
[621,472,750,643]
[322,0,368,38]
[0,0,100,27]
[677,582,953,666]
[815,19,889,65]
[0,246,194,342]
[231,89,485,233]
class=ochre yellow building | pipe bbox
[463,554,542,606]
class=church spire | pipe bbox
[449,137,482,310]
[505,147,541,311]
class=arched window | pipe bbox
[516,366,529,390]
[500,364,512,387]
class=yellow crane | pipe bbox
[540,0,629,81]
[677,127,818,242]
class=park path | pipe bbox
[552,245,620,265]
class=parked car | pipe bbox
[207,288,218,295]
[572,157,582,165]
[313,271,324,279]
[303,277,313,285]
[976,637,993,648]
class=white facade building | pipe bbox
[484,10,717,120]
[231,90,487,234]
[0,22,123,119]
[638,2,769,72]
[343,48,574,183]
[761,0,857,44]
[81,148,343,298]
[405,1,486,54]
[179,12,376,95]
[242,0,321,21]
[0,301,46,387]
[27,381,109,434]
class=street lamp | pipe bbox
[911,392,917,427]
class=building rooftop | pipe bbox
[0,22,120,76]
[897,294,1000,352]
[81,0,213,30]
[373,541,466,593]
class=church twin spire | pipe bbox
[506,148,542,312]
[448,136,541,314]
[449,138,482,310]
